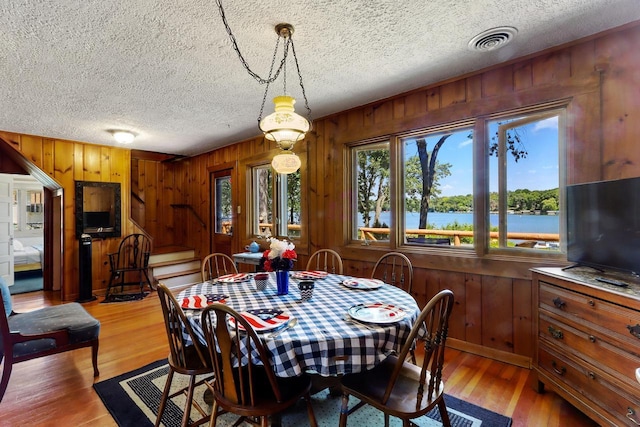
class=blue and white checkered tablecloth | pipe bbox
[177,272,420,377]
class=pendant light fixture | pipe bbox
[215,2,311,174]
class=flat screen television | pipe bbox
[566,177,640,274]
[83,211,112,229]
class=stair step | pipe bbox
[152,259,201,277]
[154,267,201,281]
[149,248,195,265]
[150,257,201,269]
[157,271,202,289]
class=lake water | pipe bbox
[363,211,559,234]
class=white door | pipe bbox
[0,174,14,286]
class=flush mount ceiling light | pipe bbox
[468,26,518,52]
[215,2,311,175]
[111,130,136,144]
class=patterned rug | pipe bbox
[101,292,149,303]
[94,359,512,427]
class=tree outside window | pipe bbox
[488,110,563,251]
[252,166,301,239]
[352,142,390,242]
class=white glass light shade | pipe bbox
[259,95,309,150]
[271,151,301,174]
[113,131,135,144]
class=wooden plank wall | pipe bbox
[149,23,640,364]
[0,22,637,364]
[0,133,140,301]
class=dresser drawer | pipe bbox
[540,281,640,349]
[539,345,640,426]
[540,313,640,391]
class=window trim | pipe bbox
[345,100,570,262]
[348,137,391,246]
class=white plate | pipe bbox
[342,278,384,290]
[292,270,329,280]
[217,273,250,283]
[181,294,228,309]
[347,303,407,324]
[229,309,292,333]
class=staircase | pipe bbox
[149,246,201,290]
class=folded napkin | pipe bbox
[231,309,290,332]
[217,273,250,283]
[181,294,228,309]
[292,270,329,279]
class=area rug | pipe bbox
[94,359,512,427]
[101,292,149,303]
[10,270,43,294]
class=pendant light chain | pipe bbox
[258,38,289,123]
[214,0,312,135]
[289,38,312,124]
[214,0,288,85]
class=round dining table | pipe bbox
[177,272,420,378]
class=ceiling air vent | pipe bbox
[468,26,517,52]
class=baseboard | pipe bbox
[447,338,532,369]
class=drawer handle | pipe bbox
[552,297,566,309]
[588,371,596,380]
[627,407,640,425]
[551,361,566,376]
[588,300,595,307]
[628,324,640,339]
[548,326,564,340]
[589,335,596,343]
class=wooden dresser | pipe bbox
[532,267,640,426]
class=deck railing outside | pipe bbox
[359,227,560,247]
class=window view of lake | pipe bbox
[362,211,560,234]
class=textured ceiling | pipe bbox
[0,1,639,156]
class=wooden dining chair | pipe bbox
[339,289,455,427]
[371,252,414,294]
[306,249,343,274]
[106,233,153,298]
[156,283,213,427]
[201,253,238,282]
[200,303,318,427]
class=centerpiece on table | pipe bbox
[259,238,297,295]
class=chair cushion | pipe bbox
[8,303,100,358]
[0,277,12,317]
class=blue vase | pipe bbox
[276,270,289,295]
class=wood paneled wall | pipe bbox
[0,133,140,301]
[2,22,638,365]
[144,22,640,365]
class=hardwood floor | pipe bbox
[0,290,598,427]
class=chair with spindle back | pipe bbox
[339,289,455,427]
[306,249,343,274]
[156,283,213,427]
[200,303,317,427]
[371,252,413,294]
[201,253,238,282]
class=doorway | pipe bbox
[0,140,63,295]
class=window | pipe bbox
[351,141,390,242]
[12,185,44,233]
[214,175,232,234]
[401,126,474,247]
[349,104,565,256]
[251,165,301,239]
[253,165,273,237]
[488,110,563,252]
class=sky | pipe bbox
[404,115,560,197]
